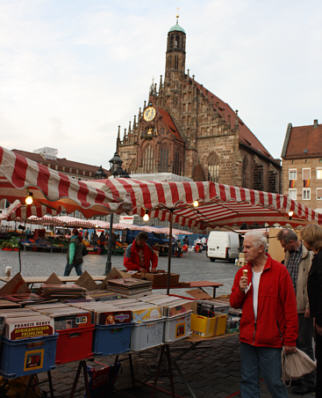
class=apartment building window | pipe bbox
[317,168,322,179]
[302,188,311,200]
[302,168,311,187]
[317,188,322,200]
[288,168,297,188]
[288,189,297,200]
[288,169,297,180]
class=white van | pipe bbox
[206,231,240,262]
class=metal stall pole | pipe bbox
[166,209,174,295]
[105,213,114,275]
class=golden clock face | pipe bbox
[143,106,156,122]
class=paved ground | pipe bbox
[37,334,315,398]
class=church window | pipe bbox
[128,159,136,174]
[268,170,277,193]
[159,144,169,172]
[174,55,178,70]
[208,152,220,182]
[172,151,181,175]
[174,35,179,48]
[253,164,264,190]
[242,157,248,187]
[142,145,155,173]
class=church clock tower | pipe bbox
[165,15,186,79]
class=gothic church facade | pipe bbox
[117,20,281,192]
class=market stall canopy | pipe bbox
[96,178,322,230]
[14,213,192,236]
[0,146,131,217]
[1,146,321,230]
[0,199,59,221]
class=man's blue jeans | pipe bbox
[64,262,82,276]
[240,342,288,398]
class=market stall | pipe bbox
[0,145,321,396]
[1,144,321,290]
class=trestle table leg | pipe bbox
[153,344,165,390]
[128,353,135,388]
[165,344,175,397]
[70,360,90,398]
[172,358,197,398]
[47,371,55,398]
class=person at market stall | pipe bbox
[64,228,86,276]
[108,229,117,251]
[123,231,158,272]
[301,224,322,398]
[277,228,315,394]
[230,230,298,398]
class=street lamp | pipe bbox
[105,152,130,274]
[95,165,107,179]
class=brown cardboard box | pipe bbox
[134,272,179,288]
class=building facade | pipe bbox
[12,147,109,180]
[117,19,281,192]
[281,120,322,213]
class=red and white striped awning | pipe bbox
[1,146,321,230]
[0,146,130,217]
[0,200,59,221]
[98,178,322,230]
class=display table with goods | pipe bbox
[130,270,223,297]
[0,271,237,398]
[120,296,240,398]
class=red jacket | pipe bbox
[124,240,158,272]
[230,254,298,348]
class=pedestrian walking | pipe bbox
[277,228,315,394]
[230,230,298,398]
[64,228,86,276]
[302,224,322,398]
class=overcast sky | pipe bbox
[1,0,321,170]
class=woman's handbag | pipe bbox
[281,347,316,384]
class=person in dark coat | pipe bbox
[302,224,322,398]
[64,228,85,276]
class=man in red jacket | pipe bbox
[124,232,158,272]
[230,230,298,397]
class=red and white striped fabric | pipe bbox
[0,146,129,217]
[100,178,322,230]
[53,216,97,229]
[1,146,321,230]
[0,200,59,221]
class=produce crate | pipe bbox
[55,325,94,364]
[164,312,191,343]
[93,323,133,356]
[0,334,57,378]
[131,318,165,351]
[191,313,216,338]
[214,313,227,336]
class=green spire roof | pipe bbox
[168,22,186,34]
